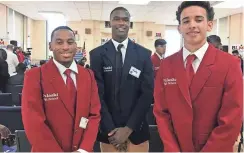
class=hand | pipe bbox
[116,141,128,152]
[108,127,133,145]
[0,124,11,138]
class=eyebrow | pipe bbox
[182,15,204,21]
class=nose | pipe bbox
[62,42,69,51]
[189,20,197,29]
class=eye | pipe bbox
[57,41,63,45]
[183,20,189,24]
[68,41,74,45]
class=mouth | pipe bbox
[117,27,126,32]
[187,31,200,36]
[61,52,73,58]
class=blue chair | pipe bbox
[11,85,23,106]
[0,106,23,133]
[0,93,12,106]
[15,130,31,152]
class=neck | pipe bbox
[184,39,206,53]
[112,36,127,43]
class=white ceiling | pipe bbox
[1,1,243,25]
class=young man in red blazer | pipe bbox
[154,1,243,152]
[151,39,166,78]
[22,26,101,152]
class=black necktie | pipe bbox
[116,44,124,87]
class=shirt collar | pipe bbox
[111,38,129,51]
[53,58,78,75]
[155,52,164,60]
[183,41,209,62]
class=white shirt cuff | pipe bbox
[77,149,89,153]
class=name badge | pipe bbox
[79,117,89,129]
[129,66,141,78]
[103,66,112,72]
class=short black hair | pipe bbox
[110,7,130,19]
[16,63,26,73]
[207,35,221,44]
[40,60,46,65]
[176,1,215,24]
[51,26,75,41]
[0,49,7,60]
[232,50,239,54]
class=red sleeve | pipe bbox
[21,68,63,152]
[201,58,243,152]
[153,62,181,152]
[79,70,101,152]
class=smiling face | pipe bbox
[49,29,77,68]
[178,6,213,50]
[110,9,130,42]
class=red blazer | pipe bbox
[22,59,101,152]
[153,44,243,152]
[151,53,161,77]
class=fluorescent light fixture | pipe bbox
[213,0,244,8]
[119,0,150,5]
[38,11,65,20]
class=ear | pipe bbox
[49,42,52,52]
[207,21,213,32]
[177,25,182,34]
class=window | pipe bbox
[39,12,66,58]
[164,26,182,57]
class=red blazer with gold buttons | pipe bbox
[22,59,101,152]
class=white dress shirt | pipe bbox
[155,52,164,60]
[183,42,209,73]
[53,58,78,88]
[53,59,88,153]
[111,38,129,64]
[6,49,19,75]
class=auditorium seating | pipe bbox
[11,85,23,106]
[0,106,23,133]
[0,93,12,106]
[15,130,31,152]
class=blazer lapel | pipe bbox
[172,50,192,107]
[190,45,216,102]
[120,39,137,88]
[46,59,74,118]
[102,40,116,68]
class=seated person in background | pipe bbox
[77,57,87,67]
[207,35,223,50]
[0,49,10,93]
[0,124,11,138]
[232,50,243,73]
[39,60,46,66]
[7,63,26,86]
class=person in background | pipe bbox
[207,35,223,50]
[6,45,19,75]
[0,124,11,138]
[39,60,47,66]
[0,49,10,93]
[14,47,25,63]
[154,1,242,152]
[232,50,243,73]
[151,39,167,78]
[7,63,26,85]
[74,47,83,62]
[77,57,87,67]
[22,26,101,152]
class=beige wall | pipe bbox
[31,20,47,60]
[229,13,243,47]
[0,3,7,40]
[67,20,166,62]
